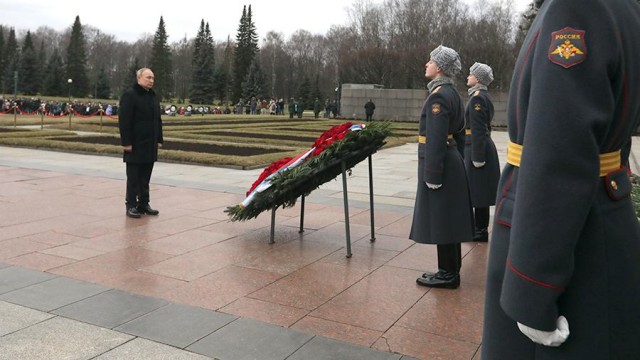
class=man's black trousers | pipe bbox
[126,162,154,208]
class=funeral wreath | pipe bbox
[225,121,391,222]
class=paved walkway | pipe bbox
[0,131,638,360]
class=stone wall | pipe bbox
[340,83,508,127]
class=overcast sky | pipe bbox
[0,0,531,44]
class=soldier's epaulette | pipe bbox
[433,86,441,93]
[473,90,480,96]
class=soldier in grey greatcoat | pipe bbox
[482,0,640,358]
[409,45,474,289]
[118,68,163,219]
[464,62,500,242]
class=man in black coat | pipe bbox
[364,99,375,121]
[482,0,640,358]
[118,68,164,218]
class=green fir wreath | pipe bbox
[225,121,392,222]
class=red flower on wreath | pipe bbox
[247,156,293,196]
[245,122,355,196]
[312,122,353,156]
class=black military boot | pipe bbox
[137,204,159,215]
[126,206,142,218]
[473,228,488,242]
[416,270,460,289]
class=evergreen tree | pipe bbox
[66,16,90,98]
[241,59,264,101]
[514,2,539,53]
[20,31,40,95]
[311,75,324,108]
[213,36,233,104]
[120,57,140,96]
[95,67,111,99]
[232,5,259,102]
[2,28,19,94]
[150,16,173,101]
[190,20,215,104]
[43,48,66,96]
[296,77,312,110]
[0,27,5,92]
[37,40,47,93]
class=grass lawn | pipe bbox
[0,113,417,169]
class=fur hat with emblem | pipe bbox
[429,45,462,76]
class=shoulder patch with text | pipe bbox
[431,104,441,114]
[548,27,586,68]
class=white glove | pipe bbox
[472,161,485,168]
[425,182,442,190]
[517,316,570,347]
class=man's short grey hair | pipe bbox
[136,67,151,78]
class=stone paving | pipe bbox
[0,131,638,360]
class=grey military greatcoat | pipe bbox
[409,84,473,245]
[464,89,500,207]
[482,0,640,359]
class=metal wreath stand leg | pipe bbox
[268,155,377,257]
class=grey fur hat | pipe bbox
[469,62,494,85]
[430,45,462,76]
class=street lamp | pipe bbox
[67,79,73,103]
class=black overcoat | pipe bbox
[463,89,500,207]
[118,83,163,164]
[409,84,473,245]
[482,0,640,359]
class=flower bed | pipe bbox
[225,121,391,221]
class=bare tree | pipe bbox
[85,27,120,98]
[284,30,328,100]
[171,35,193,102]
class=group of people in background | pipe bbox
[286,97,339,119]
[1,97,119,117]
[411,0,640,358]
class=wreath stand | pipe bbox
[268,154,377,258]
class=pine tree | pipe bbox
[43,49,66,96]
[0,27,5,92]
[95,67,111,99]
[232,5,259,103]
[190,20,216,104]
[311,76,324,108]
[2,28,19,94]
[241,59,264,101]
[150,16,173,101]
[120,57,140,96]
[297,77,312,110]
[213,36,233,104]
[20,31,40,95]
[37,40,47,93]
[66,16,90,98]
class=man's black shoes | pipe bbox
[416,270,460,289]
[137,204,159,215]
[126,205,159,218]
[126,207,142,218]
